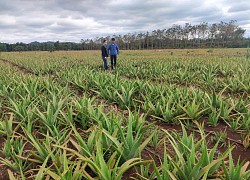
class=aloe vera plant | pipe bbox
[228,115,242,132]
[116,85,136,109]
[242,113,250,132]
[174,68,189,84]
[201,68,216,86]
[44,151,86,180]
[208,109,221,127]
[0,136,28,179]
[103,111,156,162]
[73,96,96,128]
[222,151,250,180]
[53,129,150,180]
[8,95,36,122]
[0,113,13,136]
[162,124,231,179]
[179,98,208,120]
[35,95,69,136]
[219,101,236,121]
[205,88,225,109]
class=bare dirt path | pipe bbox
[0,58,35,75]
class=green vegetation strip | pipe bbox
[0,49,249,179]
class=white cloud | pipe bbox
[0,15,16,26]
[0,0,249,43]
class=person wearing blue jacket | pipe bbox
[108,38,119,70]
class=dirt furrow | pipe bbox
[0,58,35,75]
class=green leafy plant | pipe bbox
[208,110,220,127]
[222,151,250,180]
[210,130,228,147]
[162,124,231,179]
[179,98,207,120]
[103,112,156,162]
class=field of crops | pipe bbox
[0,48,249,179]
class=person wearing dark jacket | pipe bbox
[108,38,119,70]
[101,39,108,70]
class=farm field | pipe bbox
[0,48,249,179]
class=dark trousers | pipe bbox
[110,55,117,69]
[102,57,108,70]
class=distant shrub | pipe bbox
[247,48,250,59]
[207,49,213,53]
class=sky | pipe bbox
[0,0,250,43]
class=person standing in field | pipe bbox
[101,39,109,70]
[108,38,119,70]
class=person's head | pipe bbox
[111,38,115,44]
[102,39,107,45]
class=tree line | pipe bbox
[0,20,249,52]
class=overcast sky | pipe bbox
[0,0,250,43]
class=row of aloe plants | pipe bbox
[2,50,250,95]
[58,66,250,134]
